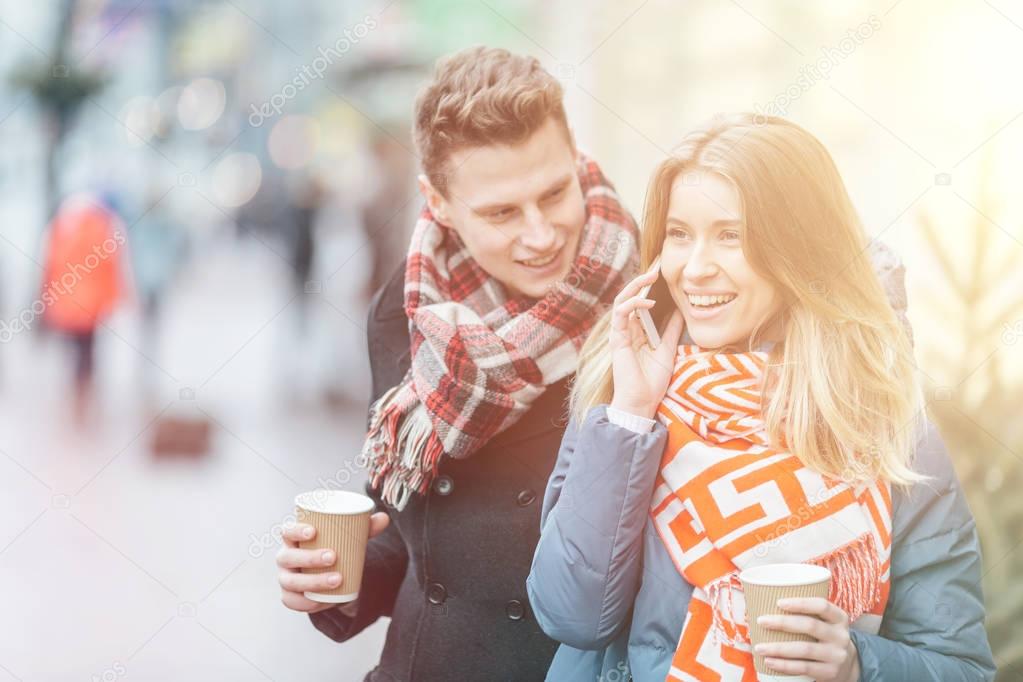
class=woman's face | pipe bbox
[659,169,784,349]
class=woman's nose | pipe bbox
[683,242,718,279]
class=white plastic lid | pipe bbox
[295,490,375,515]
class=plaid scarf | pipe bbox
[363,155,638,510]
[651,346,892,681]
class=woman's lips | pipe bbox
[684,294,737,320]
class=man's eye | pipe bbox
[487,208,516,221]
[544,187,565,201]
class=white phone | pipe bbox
[635,257,662,349]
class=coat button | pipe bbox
[505,599,525,621]
[516,489,536,507]
[433,475,453,496]
[427,582,447,605]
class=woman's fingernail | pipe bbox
[303,527,314,539]
[321,551,334,563]
[754,644,766,654]
[327,574,341,586]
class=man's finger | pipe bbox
[282,522,316,544]
[369,511,390,538]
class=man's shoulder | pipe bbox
[368,261,407,325]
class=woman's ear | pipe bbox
[418,174,450,227]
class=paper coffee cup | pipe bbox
[739,563,832,682]
[295,490,375,603]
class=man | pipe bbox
[277,46,639,680]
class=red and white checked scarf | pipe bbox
[651,346,892,681]
[363,156,638,510]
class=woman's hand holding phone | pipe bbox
[609,267,685,420]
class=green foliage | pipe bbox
[916,173,1023,680]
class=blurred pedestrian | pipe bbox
[42,193,125,425]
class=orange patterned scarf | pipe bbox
[650,346,892,681]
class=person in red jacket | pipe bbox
[42,193,126,424]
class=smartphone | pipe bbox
[635,257,675,349]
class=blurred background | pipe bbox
[0,1,1019,680]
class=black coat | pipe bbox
[310,264,567,681]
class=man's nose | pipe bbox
[519,207,558,252]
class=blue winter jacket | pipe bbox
[527,406,996,681]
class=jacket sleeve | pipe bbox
[850,422,996,681]
[307,485,409,642]
[308,270,411,642]
[527,405,667,650]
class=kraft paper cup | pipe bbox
[295,490,375,603]
[739,563,832,682]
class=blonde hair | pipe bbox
[571,113,924,486]
[413,46,571,197]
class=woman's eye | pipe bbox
[667,227,691,240]
[720,229,740,241]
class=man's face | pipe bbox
[420,117,585,299]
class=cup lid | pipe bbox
[295,490,375,515]
[738,563,831,587]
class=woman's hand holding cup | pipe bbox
[277,511,390,615]
[609,268,685,420]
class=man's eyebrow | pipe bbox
[541,174,574,193]
[471,200,517,215]
[470,175,574,214]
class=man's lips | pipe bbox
[515,247,562,268]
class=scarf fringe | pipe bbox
[808,532,882,623]
[706,573,747,646]
[363,386,445,511]
[706,533,882,645]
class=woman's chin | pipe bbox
[685,324,745,350]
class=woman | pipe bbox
[527,114,994,681]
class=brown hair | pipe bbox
[413,46,571,197]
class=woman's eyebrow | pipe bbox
[666,218,742,227]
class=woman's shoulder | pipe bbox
[892,420,975,545]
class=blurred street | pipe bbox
[0,231,385,681]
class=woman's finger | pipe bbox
[627,310,648,350]
[611,299,655,341]
[755,639,847,664]
[613,268,658,306]
[761,656,841,681]
[659,310,685,349]
[777,597,848,626]
[757,613,829,641]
